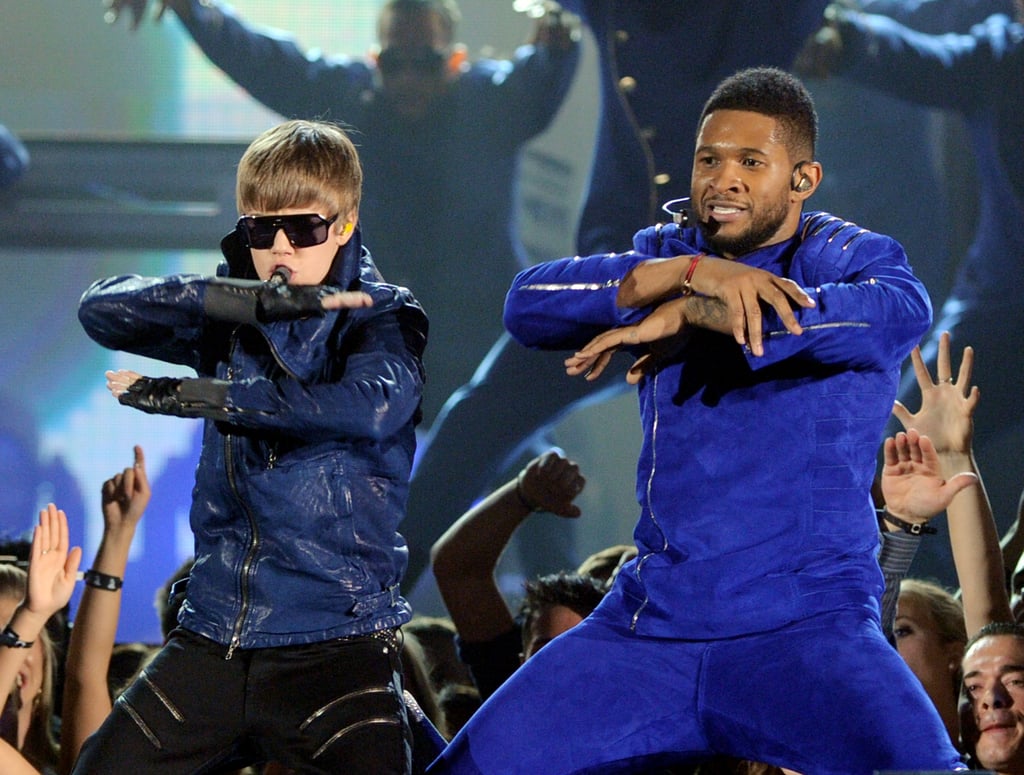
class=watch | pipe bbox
[0,624,33,648]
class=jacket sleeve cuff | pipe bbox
[203,279,262,324]
[178,377,231,415]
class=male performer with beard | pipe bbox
[427,67,969,774]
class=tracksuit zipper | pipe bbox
[631,370,668,632]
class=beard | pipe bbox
[698,192,791,258]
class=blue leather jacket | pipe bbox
[79,229,427,652]
[505,212,930,638]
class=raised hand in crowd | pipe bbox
[432,449,586,645]
[59,446,150,774]
[0,505,82,775]
[890,332,1011,634]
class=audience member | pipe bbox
[105,0,579,428]
[432,448,590,697]
[103,642,154,701]
[433,683,480,742]
[960,620,1024,773]
[58,446,150,774]
[401,616,475,698]
[73,119,427,774]
[890,333,1013,632]
[0,505,82,775]
[398,629,448,774]
[574,542,636,589]
[429,66,964,773]
[892,577,967,744]
[801,0,1024,587]
[516,571,605,661]
[401,627,445,737]
[876,332,1013,750]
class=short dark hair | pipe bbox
[964,619,1024,655]
[518,571,606,634]
[698,67,818,159]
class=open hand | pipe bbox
[891,331,978,456]
[565,297,688,382]
[881,428,978,524]
[26,504,83,620]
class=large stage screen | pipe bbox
[0,0,601,644]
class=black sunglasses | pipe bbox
[377,47,447,76]
[236,213,339,249]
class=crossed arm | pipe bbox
[565,252,815,382]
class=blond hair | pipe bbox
[899,578,967,646]
[0,564,60,770]
[236,120,362,220]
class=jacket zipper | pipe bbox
[222,323,305,658]
[224,330,260,660]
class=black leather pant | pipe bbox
[71,627,411,774]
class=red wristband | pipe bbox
[680,253,704,296]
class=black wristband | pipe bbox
[0,624,33,648]
[880,508,937,536]
[514,470,542,512]
[84,569,124,591]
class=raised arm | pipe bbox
[0,506,81,774]
[431,449,586,645]
[891,332,1012,634]
[818,6,1021,112]
[103,0,372,120]
[0,507,81,698]
[58,447,150,775]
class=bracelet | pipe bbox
[680,253,705,296]
[514,470,542,513]
[84,569,124,591]
[0,624,32,649]
[880,508,936,536]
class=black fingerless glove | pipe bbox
[254,282,331,323]
[119,377,229,418]
[204,279,331,324]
